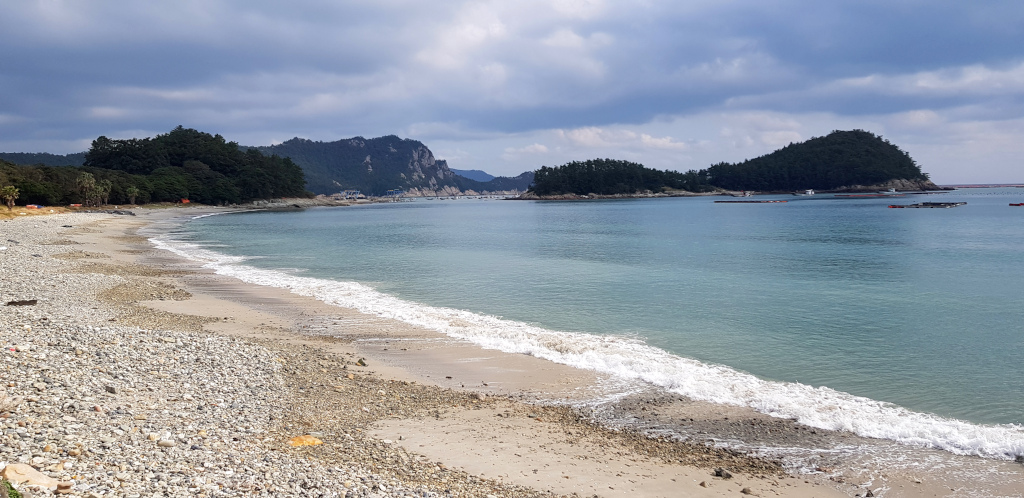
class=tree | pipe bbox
[125,185,140,205]
[0,185,18,209]
[98,179,113,205]
[76,172,98,206]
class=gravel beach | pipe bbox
[0,210,870,497]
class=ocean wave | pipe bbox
[150,235,1024,460]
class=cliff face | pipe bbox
[254,136,532,196]
[255,135,460,196]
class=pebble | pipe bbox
[0,213,558,498]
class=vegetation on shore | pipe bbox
[703,130,928,191]
[0,127,307,206]
[530,159,713,196]
[529,130,932,196]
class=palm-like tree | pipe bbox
[0,185,19,210]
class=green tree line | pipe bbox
[529,159,712,196]
[0,126,308,206]
[529,130,930,196]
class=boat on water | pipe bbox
[889,202,967,209]
[730,191,753,197]
[792,189,815,196]
[1011,203,1024,207]
[715,200,788,204]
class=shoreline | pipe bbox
[2,208,1021,497]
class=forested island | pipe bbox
[0,127,307,207]
[527,130,937,197]
[528,159,712,196]
[703,130,931,191]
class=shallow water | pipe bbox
[157,188,1024,460]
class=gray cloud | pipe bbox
[1,0,1022,181]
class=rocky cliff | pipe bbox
[253,136,532,196]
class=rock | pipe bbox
[714,468,733,479]
[287,435,323,447]
[865,489,875,497]
[56,481,74,494]
[356,358,367,367]
[699,481,709,487]
[741,487,754,495]
[157,439,176,448]
[4,300,37,306]
[1,463,59,488]
[104,385,118,394]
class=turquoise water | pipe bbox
[165,188,1024,456]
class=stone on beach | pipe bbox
[1,463,59,488]
[287,435,324,446]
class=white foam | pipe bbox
[151,235,1024,460]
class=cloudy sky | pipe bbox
[2,0,1023,183]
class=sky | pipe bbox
[2,1,1023,183]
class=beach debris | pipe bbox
[1,463,59,488]
[287,435,323,447]
[356,358,367,367]
[1015,454,1024,464]
[714,467,733,479]
[4,300,37,306]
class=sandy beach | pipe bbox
[1,206,1020,497]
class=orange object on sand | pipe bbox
[287,435,323,447]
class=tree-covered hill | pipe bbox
[253,136,532,195]
[529,159,712,196]
[453,171,534,193]
[0,151,87,167]
[84,126,307,204]
[705,130,930,191]
[451,169,495,182]
[0,127,308,206]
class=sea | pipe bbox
[150,188,1024,472]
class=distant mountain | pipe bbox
[451,169,495,182]
[452,171,534,194]
[253,136,531,196]
[705,130,936,191]
[0,151,87,167]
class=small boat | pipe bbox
[730,191,753,197]
[715,200,788,204]
[888,202,967,209]
[1011,203,1024,206]
[792,189,815,196]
